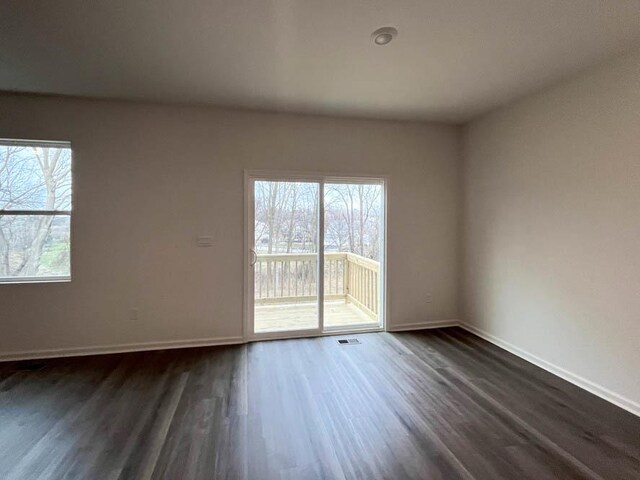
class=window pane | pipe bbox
[0,215,70,279]
[324,183,384,328]
[0,144,72,211]
[253,181,320,333]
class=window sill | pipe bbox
[0,276,71,285]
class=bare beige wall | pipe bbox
[462,49,640,410]
[0,94,460,355]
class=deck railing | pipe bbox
[254,252,379,319]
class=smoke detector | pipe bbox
[371,26,398,46]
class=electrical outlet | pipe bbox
[425,294,433,303]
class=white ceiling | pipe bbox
[1,0,640,122]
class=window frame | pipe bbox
[0,139,73,284]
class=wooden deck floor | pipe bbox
[255,300,375,332]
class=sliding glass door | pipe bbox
[252,180,320,334]
[323,181,384,329]
[246,173,385,339]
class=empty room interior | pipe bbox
[1,1,640,479]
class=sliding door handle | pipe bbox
[250,248,257,266]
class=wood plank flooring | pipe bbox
[0,327,638,479]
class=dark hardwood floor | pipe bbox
[0,327,639,479]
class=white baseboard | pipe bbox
[0,336,245,362]
[387,319,459,332]
[459,322,640,418]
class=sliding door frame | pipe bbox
[243,170,388,342]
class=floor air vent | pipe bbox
[337,339,360,345]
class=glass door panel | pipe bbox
[253,180,320,333]
[323,182,384,329]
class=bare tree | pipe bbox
[254,181,318,254]
[324,184,382,259]
[253,181,381,259]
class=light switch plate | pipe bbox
[196,235,214,247]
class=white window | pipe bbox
[0,140,72,283]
